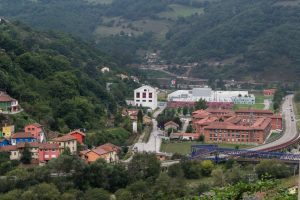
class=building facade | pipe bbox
[134,85,158,110]
[11,132,37,145]
[25,123,46,142]
[0,92,20,113]
[50,135,77,154]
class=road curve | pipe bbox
[251,94,297,151]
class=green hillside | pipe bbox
[0,20,138,132]
[1,0,300,81]
[163,0,300,81]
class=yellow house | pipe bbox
[2,125,15,138]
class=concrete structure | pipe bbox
[25,123,46,142]
[50,135,77,155]
[0,92,20,113]
[231,94,255,104]
[11,132,37,145]
[170,133,200,141]
[167,87,255,105]
[134,85,158,110]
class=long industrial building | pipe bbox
[167,87,255,105]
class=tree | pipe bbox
[84,188,110,200]
[198,134,205,142]
[128,153,160,182]
[211,168,226,187]
[256,160,292,179]
[182,107,188,116]
[200,160,214,176]
[167,163,184,178]
[195,99,208,110]
[137,109,143,124]
[20,183,61,200]
[115,189,133,200]
[186,124,193,133]
[20,144,32,164]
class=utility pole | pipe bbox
[298,160,300,200]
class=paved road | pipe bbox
[251,94,297,150]
[133,103,166,153]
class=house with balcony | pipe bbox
[50,135,77,154]
[0,92,20,113]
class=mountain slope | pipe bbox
[163,0,300,81]
[0,20,138,132]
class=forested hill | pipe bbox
[1,0,300,81]
[163,0,300,81]
[0,20,138,132]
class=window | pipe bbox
[149,93,153,98]
[142,93,146,98]
[142,100,146,102]
[136,100,140,102]
[136,92,140,98]
[149,100,152,102]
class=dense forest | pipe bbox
[0,20,139,132]
[0,152,296,199]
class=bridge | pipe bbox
[190,144,300,163]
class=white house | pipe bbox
[101,67,110,73]
[134,85,157,110]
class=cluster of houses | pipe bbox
[0,123,120,165]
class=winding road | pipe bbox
[251,94,297,151]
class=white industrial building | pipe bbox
[167,87,255,104]
[134,85,158,110]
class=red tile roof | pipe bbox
[235,109,274,114]
[195,117,219,125]
[164,121,179,128]
[51,134,76,142]
[92,148,108,155]
[68,130,86,136]
[39,143,59,150]
[97,143,120,152]
[0,92,16,102]
[0,145,18,151]
[11,132,34,139]
[204,117,271,131]
[16,142,40,148]
[27,123,43,128]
